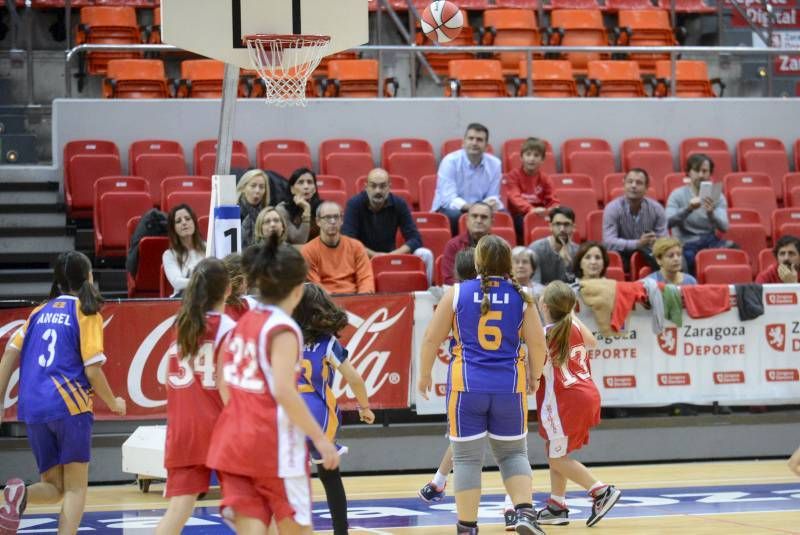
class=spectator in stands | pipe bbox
[666,154,731,275]
[511,246,545,298]
[342,168,434,283]
[162,204,206,297]
[755,235,800,284]
[603,168,666,272]
[504,137,560,239]
[302,201,374,295]
[572,241,609,283]
[645,237,697,285]
[253,207,288,245]
[237,169,271,247]
[275,167,321,245]
[529,206,579,285]
[440,202,494,285]
[431,123,503,235]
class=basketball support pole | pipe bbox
[205,64,241,257]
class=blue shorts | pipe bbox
[26,413,93,473]
[302,393,348,463]
[447,391,528,442]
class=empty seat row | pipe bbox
[372,0,714,13]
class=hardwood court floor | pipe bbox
[20,460,800,534]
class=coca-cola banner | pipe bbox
[413,285,800,414]
[0,294,413,421]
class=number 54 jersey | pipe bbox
[165,311,236,469]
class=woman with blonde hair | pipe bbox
[253,206,288,245]
[645,237,697,285]
[418,235,547,535]
[237,169,271,247]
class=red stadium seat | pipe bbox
[103,59,170,99]
[723,212,768,276]
[652,60,722,98]
[131,153,188,206]
[621,137,673,200]
[66,154,123,220]
[93,176,148,210]
[257,139,312,178]
[695,248,750,285]
[638,266,653,279]
[607,250,623,269]
[502,137,557,175]
[553,188,598,241]
[419,174,437,213]
[782,173,800,206]
[446,59,510,98]
[550,172,595,193]
[737,137,789,200]
[412,211,450,231]
[605,0,656,10]
[585,60,646,98]
[630,250,649,281]
[324,153,376,197]
[722,172,773,205]
[177,60,226,98]
[381,138,435,168]
[375,271,429,293]
[679,137,733,180]
[165,190,211,220]
[664,172,690,200]
[316,175,348,194]
[703,264,752,285]
[371,254,426,275]
[737,137,787,169]
[586,209,604,242]
[319,138,372,168]
[515,60,580,98]
[129,139,183,169]
[160,265,173,298]
[419,228,451,259]
[95,191,153,258]
[548,9,608,75]
[606,266,626,282]
[160,177,211,211]
[494,226,518,247]
[320,190,347,208]
[614,10,677,75]
[728,187,777,237]
[127,236,170,297]
[771,208,800,243]
[759,248,775,273]
[193,139,248,175]
[522,211,549,245]
[481,8,542,76]
[561,138,615,201]
[387,152,437,207]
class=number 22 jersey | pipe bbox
[164,311,236,469]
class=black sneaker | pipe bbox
[536,504,569,525]
[418,481,446,503]
[586,485,621,527]
[503,509,517,531]
[515,508,546,535]
[456,521,478,534]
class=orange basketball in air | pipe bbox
[421,1,464,44]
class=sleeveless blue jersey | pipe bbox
[298,334,348,439]
[9,296,105,424]
[449,277,527,393]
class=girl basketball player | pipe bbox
[155,258,235,535]
[292,282,376,535]
[535,281,621,527]
[222,253,250,321]
[418,236,547,535]
[0,251,126,535]
[206,236,340,535]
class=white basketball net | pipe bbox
[245,34,331,107]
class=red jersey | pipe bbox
[537,323,601,442]
[206,304,307,479]
[164,312,236,468]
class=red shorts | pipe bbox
[164,465,212,498]
[545,428,591,459]
[217,471,311,527]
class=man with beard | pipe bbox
[440,202,494,285]
[529,206,580,284]
[343,168,434,283]
[431,123,503,236]
[756,235,800,284]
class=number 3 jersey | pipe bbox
[9,295,106,424]
[536,323,601,442]
[164,311,236,469]
[206,304,307,480]
[450,277,527,393]
[298,334,348,440]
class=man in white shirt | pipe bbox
[431,123,503,235]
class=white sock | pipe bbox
[589,481,607,497]
[549,495,566,508]
[503,494,514,510]
[432,470,448,489]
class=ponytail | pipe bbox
[176,258,229,358]
[50,251,103,315]
[546,315,573,367]
[77,279,103,315]
[244,232,307,303]
[541,280,577,367]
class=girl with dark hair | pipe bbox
[221,253,250,321]
[0,251,126,535]
[418,235,547,535]
[207,235,339,535]
[156,258,234,535]
[163,204,206,297]
[571,241,609,281]
[535,281,620,528]
[275,167,322,245]
[292,283,375,535]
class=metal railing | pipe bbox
[64,42,800,98]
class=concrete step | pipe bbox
[0,190,59,204]
[0,235,74,266]
[0,212,65,228]
[0,179,59,192]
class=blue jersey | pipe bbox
[298,334,348,440]
[450,277,527,393]
[9,296,106,424]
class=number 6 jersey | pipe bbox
[450,277,527,393]
[164,311,236,469]
[9,295,105,424]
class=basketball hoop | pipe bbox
[244,34,330,106]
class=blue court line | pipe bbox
[17,482,800,532]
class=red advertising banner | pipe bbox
[729,0,800,29]
[0,294,414,421]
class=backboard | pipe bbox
[160,0,369,70]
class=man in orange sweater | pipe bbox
[302,201,375,295]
